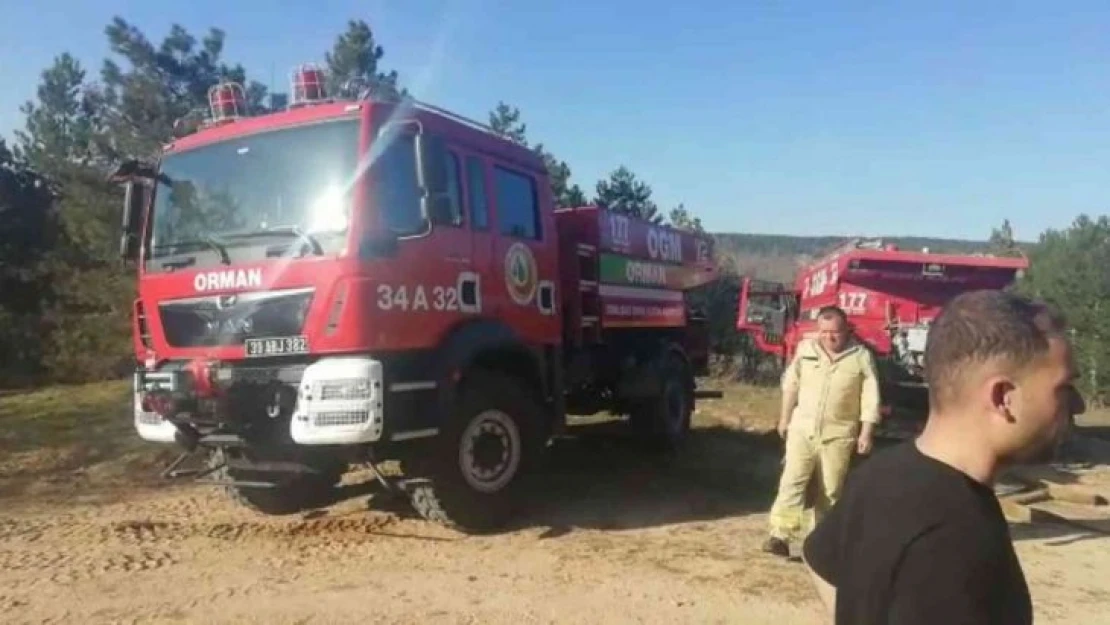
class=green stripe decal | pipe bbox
[599,253,691,290]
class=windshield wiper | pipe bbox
[152,235,231,265]
[223,226,324,257]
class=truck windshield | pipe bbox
[149,118,360,262]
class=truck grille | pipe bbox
[158,288,314,348]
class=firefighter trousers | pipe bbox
[767,429,856,542]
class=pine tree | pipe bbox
[488,102,528,146]
[9,18,271,383]
[594,165,662,224]
[1016,214,1110,403]
[988,218,1018,256]
[669,203,704,232]
[0,140,57,384]
[325,19,403,99]
[98,17,268,158]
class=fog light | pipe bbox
[145,392,176,417]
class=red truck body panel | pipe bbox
[554,205,717,346]
[738,240,1029,370]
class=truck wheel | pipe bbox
[403,369,541,533]
[209,449,344,516]
[632,352,693,452]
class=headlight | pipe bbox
[317,379,372,401]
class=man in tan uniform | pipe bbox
[762,305,881,558]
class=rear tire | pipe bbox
[631,351,693,452]
[403,369,543,533]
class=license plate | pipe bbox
[243,336,309,358]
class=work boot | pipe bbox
[761,536,790,558]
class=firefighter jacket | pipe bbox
[781,337,882,441]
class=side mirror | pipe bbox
[119,181,145,261]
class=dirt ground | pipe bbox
[2,381,1110,625]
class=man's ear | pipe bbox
[989,377,1017,423]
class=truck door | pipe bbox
[737,277,791,352]
[361,127,478,351]
[459,152,492,316]
[422,145,482,319]
[435,147,474,271]
[398,143,473,317]
[488,162,558,342]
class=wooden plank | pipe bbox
[1026,500,1110,535]
[1007,464,1080,486]
[998,488,1051,524]
[1042,483,1108,506]
[999,497,1034,524]
[1004,465,1109,506]
[1003,489,1051,506]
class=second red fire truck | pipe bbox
[736,238,1029,435]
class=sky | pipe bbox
[2,0,1108,240]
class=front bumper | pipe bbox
[133,369,180,444]
[133,356,391,446]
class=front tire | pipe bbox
[209,448,345,516]
[404,369,542,533]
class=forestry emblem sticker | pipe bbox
[504,242,538,306]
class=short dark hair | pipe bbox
[924,290,1068,410]
[816,305,849,327]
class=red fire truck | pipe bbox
[110,66,718,532]
[736,238,1029,434]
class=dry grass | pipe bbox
[0,379,174,498]
[1,375,1103,503]
[0,380,133,452]
[695,379,781,432]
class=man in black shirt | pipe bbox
[802,290,1086,624]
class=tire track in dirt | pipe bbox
[0,511,404,556]
[107,515,401,546]
[0,486,410,610]
[0,546,179,588]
